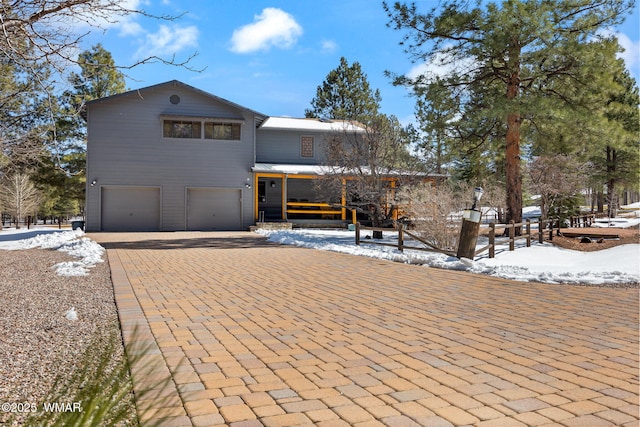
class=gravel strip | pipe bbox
[0,247,135,426]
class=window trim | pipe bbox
[162,120,202,139]
[204,122,242,141]
[161,115,244,141]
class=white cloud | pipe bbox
[407,50,473,80]
[135,24,199,58]
[117,20,145,37]
[320,39,337,54]
[230,8,303,53]
[613,31,640,74]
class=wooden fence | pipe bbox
[568,214,597,228]
[476,218,562,258]
[354,223,456,256]
[354,218,564,259]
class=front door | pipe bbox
[257,178,283,221]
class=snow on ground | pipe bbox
[0,227,104,276]
[257,226,640,285]
[1,220,637,284]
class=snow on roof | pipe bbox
[260,117,365,132]
[252,163,446,177]
[252,163,334,175]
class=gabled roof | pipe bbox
[86,80,268,126]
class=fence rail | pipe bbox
[354,223,456,257]
[354,218,566,260]
[568,214,596,228]
[478,218,562,258]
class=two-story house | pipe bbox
[85,80,369,231]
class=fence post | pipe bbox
[355,222,361,245]
[489,222,495,258]
[509,221,515,251]
[526,219,531,247]
[398,223,404,252]
[538,218,544,244]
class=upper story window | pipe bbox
[205,122,241,141]
[163,120,201,138]
[300,136,314,158]
[162,118,243,141]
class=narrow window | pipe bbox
[205,123,241,140]
[163,120,201,138]
[300,136,314,158]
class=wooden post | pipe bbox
[489,222,495,258]
[355,222,360,245]
[398,223,404,252]
[526,219,531,247]
[509,221,515,251]
[538,218,543,244]
[457,211,482,260]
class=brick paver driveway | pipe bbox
[90,231,639,427]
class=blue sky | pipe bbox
[83,0,640,124]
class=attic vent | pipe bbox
[170,94,180,105]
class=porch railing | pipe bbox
[286,202,342,217]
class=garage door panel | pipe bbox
[187,188,241,231]
[101,187,160,232]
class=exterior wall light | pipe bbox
[90,179,97,186]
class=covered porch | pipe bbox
[252,163,407,226]
[253,164,351,225]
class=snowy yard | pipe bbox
[256,221,640,286]
[0,217,638,285]
[0,227,104,276]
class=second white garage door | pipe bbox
[187,188,242,231]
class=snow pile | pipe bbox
[65,307,78,321]
[257,228,639,285]
[0,228,105,276]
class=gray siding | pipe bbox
[256,129,329,164]
[86,82,256,231]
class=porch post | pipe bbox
[282,174,288,221]
[341,178,347,220]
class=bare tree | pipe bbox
[319,115,424,234]
[397,182,466,252]
[0,0,198,74]
[0,171,41,228]
[397,180,505,251]
[526,154,589,221]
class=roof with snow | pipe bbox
[260,117,365,132]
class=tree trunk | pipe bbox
[505,49,522,234]
[597,191,604,213]
[606,145,618,218]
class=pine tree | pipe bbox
[305,57,381,123]
[384,0,635,226]
[33,45,127,218]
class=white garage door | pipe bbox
[101,187,160,231]
[187,188,242,231]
